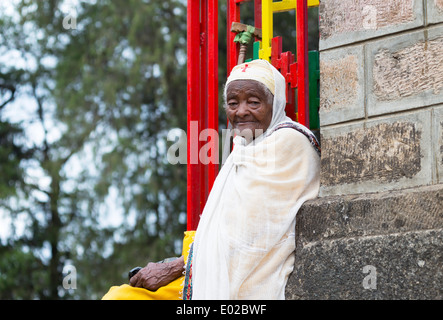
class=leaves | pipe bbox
[0,0,188,299]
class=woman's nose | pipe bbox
[236,101,250,117]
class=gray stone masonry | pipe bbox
[286,184,443,299]
[285,0,443,299]
[367,25,443,117]
[319,45,365,126]
[319,109,435,196]
[319,0,424,51]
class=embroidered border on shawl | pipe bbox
[182,242,194,300]
[267,122,321,157]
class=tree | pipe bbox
[0,0,188,299]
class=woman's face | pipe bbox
[225,80,273,140]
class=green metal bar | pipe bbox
[308,50,320,130]
[253,41,260,60]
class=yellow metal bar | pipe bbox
[259,0,273,61]
[273,0,319,13]
[259,0,319,60]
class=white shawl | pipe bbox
[191,60,320,299]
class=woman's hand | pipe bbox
[129,256,185,291]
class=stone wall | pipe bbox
[319,0,443,196]
[286,0,443,299]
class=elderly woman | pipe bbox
[102,59,320,300]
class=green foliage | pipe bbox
[0,121,30,198]
[0,245,49,299]
[0,0,188,299]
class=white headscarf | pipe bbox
[190,59,320,299]
[224,59,291,144]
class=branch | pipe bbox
[0,84,17,110]
[31,82,50,161]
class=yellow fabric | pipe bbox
[101,230,195,300]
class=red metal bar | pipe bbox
[227,0,240,75]
[200,0,208,215]
[187,0,219,231]
[271,36,282,69]
[187,0,201,230]
[207,0,219,193]
[254,0,262,39]
[281,52,296,121]
[296,0,309,127]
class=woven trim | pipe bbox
[182,243,194,300]
[267,122,321,157]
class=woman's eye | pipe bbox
[228,101,238,108]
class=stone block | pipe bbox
[285,184,443,300]
[286,228,443,300]
[427,0,443,25]
[319,0,424,50]
[319,110,432,197]
[366,25,443,117]
[319,45,365,126]
[296,184,443,245]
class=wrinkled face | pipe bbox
[225,80,273,140]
